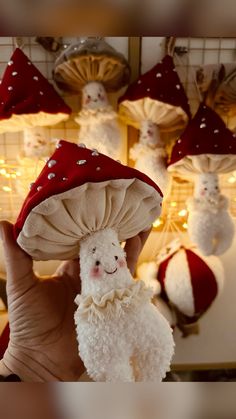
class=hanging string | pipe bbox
[14,37,25,50]
[165,37,176,57]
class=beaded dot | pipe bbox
[56,142,62,149]
[62,177,68,181]
[48,159,57,168]
[77,159,87,165]
[229,145,232,149]
[8,60,13,66]
[27,61,31,65]
[176,84,181,89]
[91,149,99,156]
[173,68,177,72]
[147,88,151,92]
[48,173,56,180]
[156,73,162,78]
[177,139,182,143]
[33,76,39,81]
[214,129,219,134]
[12,71,18,76]
[196,144,200,148]
[137,80,142,84]
[39,91,44,95]
[178,151,182,155]
[37,186,42,191]
[1,102,4,105]
[200,123,206,128]
[233,134,236,138]
[96,166,101,171]
[8,86,13,91]
[78,143,86,148]
[201,117,206,122]
[214,144,218,147]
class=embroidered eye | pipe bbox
[95,260,100,266]
[114,256,118,261]
[112,243,115,246]
[87,95,91,99]
[92,247,96,253]
[204,187,208,191]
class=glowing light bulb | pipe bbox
[153,218,163,228]
[170,201,177,207]
[0,168,7,175]
[0,159,5,164]
[178,209,187,217]
[2,186,12,192]
[182,222,188,229]
[228,176,236,184]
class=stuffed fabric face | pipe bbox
[194,173,220,203]
[82,82,109,110]
[23,127,51,158]
[139,121,162,148]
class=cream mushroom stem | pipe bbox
[79,228,134,297]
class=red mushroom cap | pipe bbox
[118,55,191,131]
[168,103,236,175]
[0,48,71,133]
[14,141,163,260]
[158,247,222,319]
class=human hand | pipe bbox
[0,221,151,382]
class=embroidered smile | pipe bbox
[104,268,117,275]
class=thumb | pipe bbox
[0,220,35,289]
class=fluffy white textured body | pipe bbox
[74,228,174,382]
[130,121,170,194]
[188,173,235,256]
[75,82,121,159]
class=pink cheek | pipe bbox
[200,190,205,196]
[90,267,103,279]
[118,259,126,268]
[85,97,91,105]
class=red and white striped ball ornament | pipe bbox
[157,246,224,320]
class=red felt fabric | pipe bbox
[169,103,236,166]
[185,249,218,316]
[0,323,9,359]
[14,141,163,239]
[118,54,191,118]
[0,48,71,120]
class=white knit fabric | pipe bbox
[17,178,162,260]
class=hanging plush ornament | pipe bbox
[53,38,131,160]
[157,246,225,337]
[14,141,174,382]
[0,48,71,159]
[118,50,191,194]
[168,103,236,255]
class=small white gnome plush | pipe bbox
[23,126,52,158]
[187,173,235,256]
[74,228,174,382]
[130,121,170,194]
[75,82,121,159]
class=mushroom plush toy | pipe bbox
[157,246,225,337]
[14,141,174,382]
[54,38,131,160]
[0,48,71,159]
[119,54,191,193]
[168,103,236,255]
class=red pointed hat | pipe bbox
[14,141,163,261]
[157,247,224,320]
[0,48,71,133]
[168,103,236,175]
[118,54,191,131]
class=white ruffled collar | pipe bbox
[75,281,152,323]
